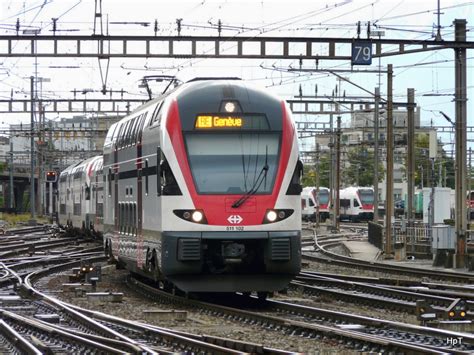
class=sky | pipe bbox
[0,0,473,153]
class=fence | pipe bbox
[368,220,433,257]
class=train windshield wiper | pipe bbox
[232,146,268,209]
[231,164,268,208]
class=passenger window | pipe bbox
[145,160,149,195]
[85,184,91,201]
[340,199,350,208]
[150,102,163,126]
[108,168,112,197]
[116,123,124,149]
[137,113,148,144]
[157,148,162,196]
[131,116,141,145]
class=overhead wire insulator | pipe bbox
[154,19,158,36]
[52,18,57,35]
[176,18,182,36]
[16,18,20,36]
[357,21,360,39]
[218,19,222,37]
[367,21,371,39]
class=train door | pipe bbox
[340,198,350,221]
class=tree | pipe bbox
[302,151,331,188]
[342,146,385,187]
[403,133,455,189]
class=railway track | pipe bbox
[303,227,474,284]
[0,229,295,354]
[292,272,474,319]
[129,275,474,354]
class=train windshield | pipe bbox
[318,190,329,204]
[359,189,374,204]
[184,132,280,194]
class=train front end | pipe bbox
[161,80,302,293]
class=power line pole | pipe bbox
[335,115,341,231]
[30,76,36,221]
[329,114,336,230]
[315,142,320,229]
[454,19,467,268]
[407,88,415,223]
[385,64,394,256]
[373,87,380,223]
[9,142,13,209]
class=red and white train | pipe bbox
[58,78,302,296]
[301,186,330,222]
[339,186,374,222]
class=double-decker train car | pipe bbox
[58,155,104,233]
[58,78,303,296]
[339,186,374,222]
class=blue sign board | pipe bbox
[351,41,372,65]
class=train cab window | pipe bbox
[286,159,303,195]
[308,199,315,207]
[353,199,360,207]
[161,158,182,195]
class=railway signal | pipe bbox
[416,299,437,324]
[46,171,58,183]
[446,299,468,321]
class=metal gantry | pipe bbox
[0,34,472,59]
[0,20,471,266]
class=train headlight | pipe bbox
[224,101,236,112]
[263,209,294,224]
[266,210,278,222]
[192,210,203,222]
[173,209,208,224]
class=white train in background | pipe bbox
[339,186,374,222]
[301,186,330,222]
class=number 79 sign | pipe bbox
[351,40,372,65]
